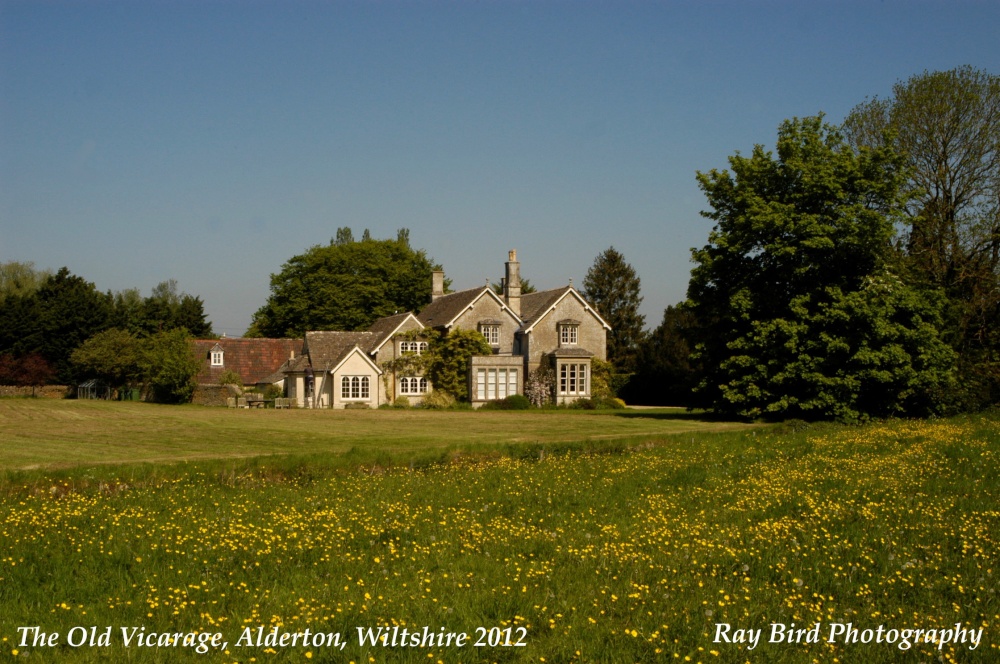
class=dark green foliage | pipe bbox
[72,327,201,403]
[139,329,201,403]
[427,329,493,402]
[582,247,645,373]
[687,115,956,421]
[491,278,537,295]
[845,66,1000,411]
[70,328,145,393]
[380,328,492,403]
[0,269,213,388]
[569,395,626,410]
[249,229,441,337]
[479,394,532,410]
[622,305,700,406]
[8,268,113,384]
[131,280,213,337]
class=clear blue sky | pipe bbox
[2,1,998,336]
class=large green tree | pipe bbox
[582,247,645,373]
[71,328,145,394]
[249,229,442,337]
[845,66,1000,409]
[140,329,202,404]
[688,115,955,421]
[11,268,113,383]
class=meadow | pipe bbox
[0,401,997,663]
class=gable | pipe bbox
[329,345,383,376]
[417,287,522,329]
[520,288,610,333]
[304,331,374,370]
[447,289,523,333]
[367,312,425,354]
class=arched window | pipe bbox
[342,376,370,400]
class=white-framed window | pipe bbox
[476,368,518,401]
[210,350,224,366]
[560,325,578,345]
[341,376,370,400]
[480,324,500,345]
[400,341,427,355]
[559,363,587,396]
[399,376,429,395]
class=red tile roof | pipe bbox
[192,338,303,385]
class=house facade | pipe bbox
[192,251,609,408]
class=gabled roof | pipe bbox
[519,287,611,333]
[366,312,424,354]
[192,338,302,385]
[417,287,521,329]
[328,345,383,376]
[303,331,375,371]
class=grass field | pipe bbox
[0,400,748,471]
[0,401,997,662]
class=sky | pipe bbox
[2,1,999,337]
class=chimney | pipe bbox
[504,249,521,317]
[432,270,445,302]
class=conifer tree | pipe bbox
[582,247,645,373]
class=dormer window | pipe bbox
[479,323,500,346]
[559,321,580,345]
[210,344,224,366]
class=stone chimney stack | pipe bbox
[504,250,521,317]
[431,270,445,302]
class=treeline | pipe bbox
[0,263,212,390]
[623,66,1000,421]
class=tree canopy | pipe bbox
[687,115,955,421]
[249,229,442,337]
[845,66,1000,410]
[0,266,213,386]
[582,247,645,373]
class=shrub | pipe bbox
[344,402,370,410]
[420,390,455,410]
[570,396,626,410]
[218,370,243,388]
[393,395,411,409]
[480,394,532,410]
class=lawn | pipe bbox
[0,403,996,663]
[0,399,748,471]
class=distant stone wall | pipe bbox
[0,385,71,399]
[192,384,241,407]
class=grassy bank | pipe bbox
[0,408,997,662]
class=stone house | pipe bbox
[416,250,609,406]
[193,251,609,408]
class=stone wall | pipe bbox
[192,384,241,407]
[0,385,71,399]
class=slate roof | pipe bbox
[518,287,573,327]
[519,286,612,331]
[192,338,302,385]
[416,287,491,328]
[303,331,376,371]
[366,312,423,351]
